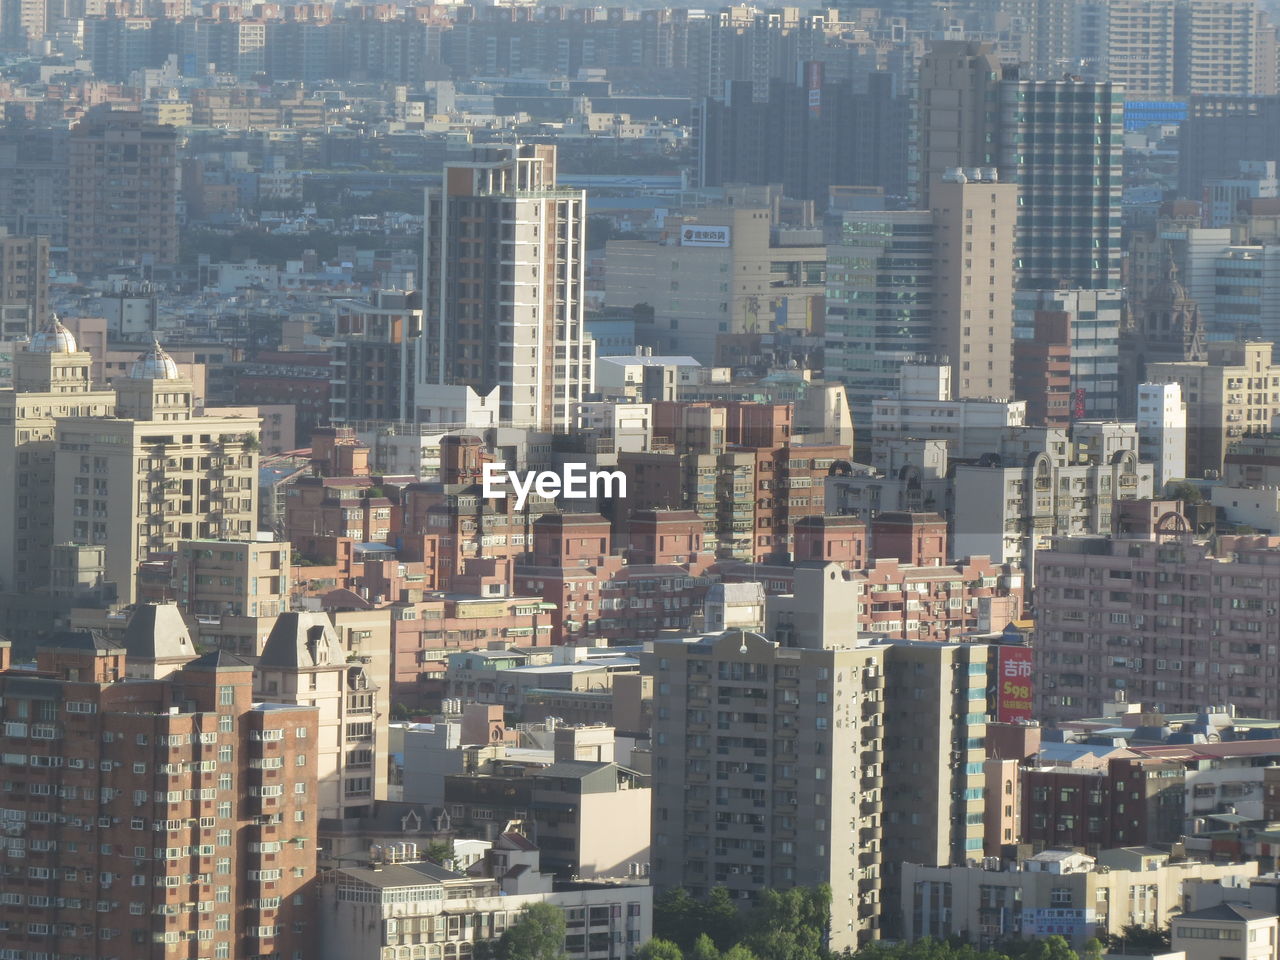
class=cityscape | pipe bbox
[7,1,1280,959]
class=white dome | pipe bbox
[29,317,78,354]
[130,340,181,380]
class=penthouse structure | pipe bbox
[0,629,318,960]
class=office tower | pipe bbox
[255,612,387,820]
[0,628,318,960]
[52,340,260,605]
[1137,381,1187,489]
[0,318,115,596]
[824,210,935,427]
[606,197,826,365]
[998,77,1124,290]
[0,229,48,339]
[930,170,1018,399]
[1179,96,1280,198]
[420,143,591,432]
[695,70,911,207]
[1014,288,1124,418]
[916,41,1004,207]
[646,567,991,945]
[1146,340,1280,480]
[67,107,178,277]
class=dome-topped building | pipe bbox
[28,315,79,354]
[130,339,181,380]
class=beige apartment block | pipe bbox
[0,318,115,595]
[52,340,260,605]
[1173,904,1279,960]
[169,538,290,656]
[1147,340,1280,479]
[916,41,1003,208]
[255,611,389,820]
[646,566,991,946]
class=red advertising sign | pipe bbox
[996,646,1034,723]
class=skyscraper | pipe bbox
[419,143,592,431]
[998,77,1125,289]
[67,107,178,277]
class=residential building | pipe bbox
[420,143,592,432]
[930,169,1019,398]
[329,290,423,424]
[904,850,1256,947]
[67,107,178,276]
[0,631,318,960]
[1137,382,1188,488]
[0,228,48,339]
[1035,531,1280,722]
[52,340,260,605]
[869,361,1025,471]
[0,318,115,596]
[646,593,994,946]
[254,611,388,820]
[1013,308,1073,427]
[1172,904,1279,960]
[319,843,651,960]
[1147,339,1280,479]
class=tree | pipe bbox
[1104,924,1171,953]
[702,887,740,951]
[743,886,831,960]
[493,903,566,960]
[1163,480,1202,504]
[654,888,702,951]
[638,941,685,960]
[691,934,721,960]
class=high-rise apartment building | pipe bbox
[0,627,318,960]
[1137,381,1188,489]
[0,0,45,49]
[930,170,1018,399]
[0,228,48,339]
[1146,340,1280,479]
[420,143,592,431]
[328,290,422,424]
[0,319,115,596]
[52,340,260,605]
[67,107,178,277]
[646,566,991,946]
[998,77,1124,290]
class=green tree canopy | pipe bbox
[493,903,566,960]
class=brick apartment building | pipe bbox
[618,400,847,563]
[1036,530,1280,721]
[0,628,317,960]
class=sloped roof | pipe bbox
[122,604,195,662]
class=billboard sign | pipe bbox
[680,225,731,247]
[996,646,1034,723]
